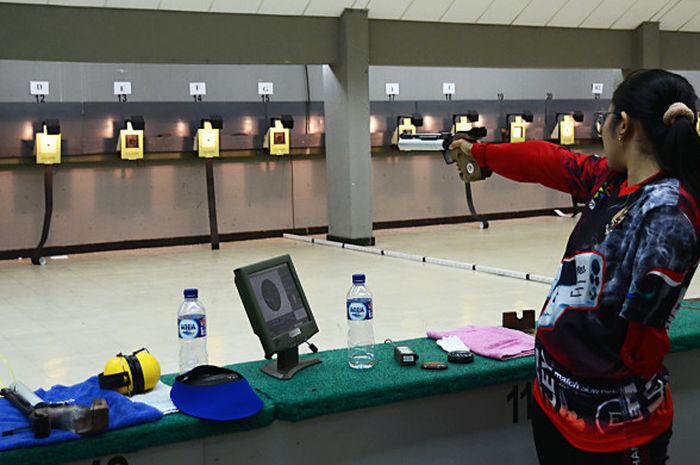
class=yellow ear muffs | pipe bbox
[98,348,160,396]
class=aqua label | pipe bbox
[347,299,373,321]
[178,316,207,339]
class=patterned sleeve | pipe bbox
[471,141,611,201]
[620,206,698,328]
[560,150,613,203]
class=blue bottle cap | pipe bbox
[352,274,366,284]
[184,288,199,299]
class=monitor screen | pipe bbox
[234,255,321,378]
[235,255,319,359]
[512,127,523,139]
[248,263,310,338]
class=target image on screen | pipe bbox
[248,263,309,338]
[234,255,321,379]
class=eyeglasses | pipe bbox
[595,111,618,137]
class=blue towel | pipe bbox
[0,376,162,452]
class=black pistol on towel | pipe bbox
[1,381,109,438]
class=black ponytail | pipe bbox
[611,69,700,201]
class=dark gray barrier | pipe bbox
[0,99,610,159]
[0,101,325,158]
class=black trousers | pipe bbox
[532,401,672,465]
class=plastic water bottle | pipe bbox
[347,274,375,369]
[178,288,208,374]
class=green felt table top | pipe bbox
[232,337,535,422]
[228,305,700,423]
[673,300,700,350]
[3,306,700,465]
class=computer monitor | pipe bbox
[234,255,321,380]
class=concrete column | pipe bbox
[637,21,661,69]
[624,21,660,77]
[323,8,374,246]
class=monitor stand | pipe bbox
[261,346,321,380]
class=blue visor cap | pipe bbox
[170,365,264,421]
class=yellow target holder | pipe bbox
[553,111,584,146]
[196,117,222,159]
[509,116,527,143]
[35,120,61,165]
[391,116,419,145]
[452,115,473,134]
[119,116,145,161]
[264,120,290,156]
[264,115,294,156]
[559,114,575,145]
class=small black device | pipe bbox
[202,114,223,129]
[43,119,61,135]
[271,115,294,129]
[128,115,145,131]
[421,361,448,371]
[234,255,321,380]
[394,345,419,366]
[394,346,418,367]
[448,350,474,364]
[384,339,419,366]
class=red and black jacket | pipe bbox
[472,141,700,452]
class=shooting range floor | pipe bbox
[2,215,699,391]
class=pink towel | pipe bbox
[427,325,535,360]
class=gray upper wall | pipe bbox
[368,67,623,101]
[2,4,700,71]
[0,61,326,103]
[7,60,700,105]
[1,4,699,103]
[0,60,624,103]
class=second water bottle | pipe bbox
[347,274,375,369]
[178,288,208,374]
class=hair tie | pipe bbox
[663,102,695,126]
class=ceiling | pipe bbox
[4,0,700,32]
